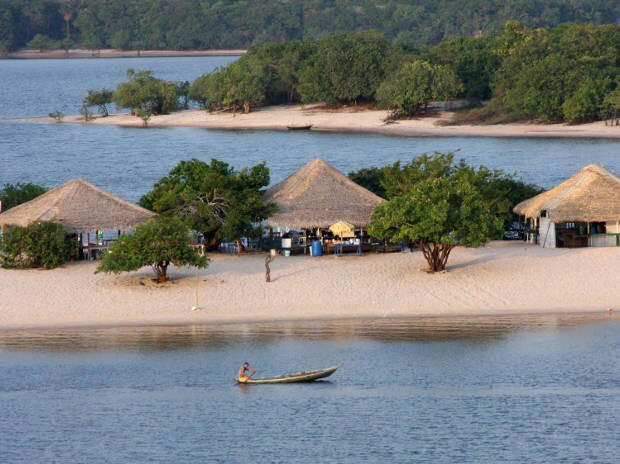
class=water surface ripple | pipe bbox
[1,315,618,463]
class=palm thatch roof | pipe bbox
[264,158,385,228]
[0,178,155,231]
[513,164,620,222]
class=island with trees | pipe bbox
[66,22,620,131]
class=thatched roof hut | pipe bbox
[264,159,385,229]
[513,164,620,222]
[0,178,155,232]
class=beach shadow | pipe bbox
[273,266,319,282]
[447,254,498,271]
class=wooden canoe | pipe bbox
[235,365,340,384]
[286,124,313,131]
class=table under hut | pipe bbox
[0,178,155,259]
[263,158,386,256]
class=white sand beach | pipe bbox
[1,241,618,330]
[51,104,620,138]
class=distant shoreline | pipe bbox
[33,104,620,139]
[1,48,246,59]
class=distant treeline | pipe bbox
[186,23,620,124]
[1,0,619,52]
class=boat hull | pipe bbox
[235,365,340,384]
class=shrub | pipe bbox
[0,222,73,269]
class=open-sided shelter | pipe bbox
[264,158,385,230]
[0,178,155,256]
[513,164,620,248]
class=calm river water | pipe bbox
[1,57,619,202]
[1,57,619,462]
[1,315,619,463]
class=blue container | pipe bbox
[311,240,323,257]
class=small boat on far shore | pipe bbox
[287,124,313,131]
[235,365,340,384]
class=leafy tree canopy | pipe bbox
[139,159,276,248]
[376,60,463,118]
[2,0,618,52]
[113,69,179,116]
[0,182,47,210]
[369,174,503,272]
[0,222,72,269]
[358,153,542,237]
[96,215,208,283]
[84,88,113,117]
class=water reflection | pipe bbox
[0,312,616,352]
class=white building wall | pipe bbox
[538,217,556,248]
[606,221,620,234]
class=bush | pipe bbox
[376,60,462,118]
[114,69,179,116]
[49,110,64,122]
[0,222,73,269]
[96,215,209,283]
[0,182,47,210]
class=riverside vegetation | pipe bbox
[80,23,620,125]
[1,0,618,52]
[1,156,540,274]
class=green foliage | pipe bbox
[0,222,73,269]
[48,110,64,122]
[369,153,542,238]
[601,88,620,124]
[368,156,504,272]
[136,107,152,127]
[0,182,47,210]
[490,23,619,123]
[2,0,618,52]
[297,32,391,105]
[96,215,208,283]
[113,69,179,116]
[376,60,462,118]
[27,33,55,51]
[348,167,388,199]
[429,36,499,101]
[139,159,276,249]
[84,89,113,117]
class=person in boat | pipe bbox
[238,362,256,381]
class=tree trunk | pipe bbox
[154,261,169,283]
[418,241,453,272]
[265,255,275,282]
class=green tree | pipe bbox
[348,167,388,199]
[27,33,54,52]
[562,77,608,123]
[84,88,113,117]
[139,159,276,249]
[96,215,208,283]
[601,88,620,125]
[376,60,462,118]
[0,182,47,210]
[0,222,73,269]
[297,32,390,105]
[375,153,542,234]
[114,69,179,116]
[369,175,503,272]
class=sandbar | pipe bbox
[1,242,618,330]
[41,104,620,138]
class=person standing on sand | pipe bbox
[238,362,256,381]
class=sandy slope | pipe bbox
[47,105,620,138]
[0,242,618,330]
